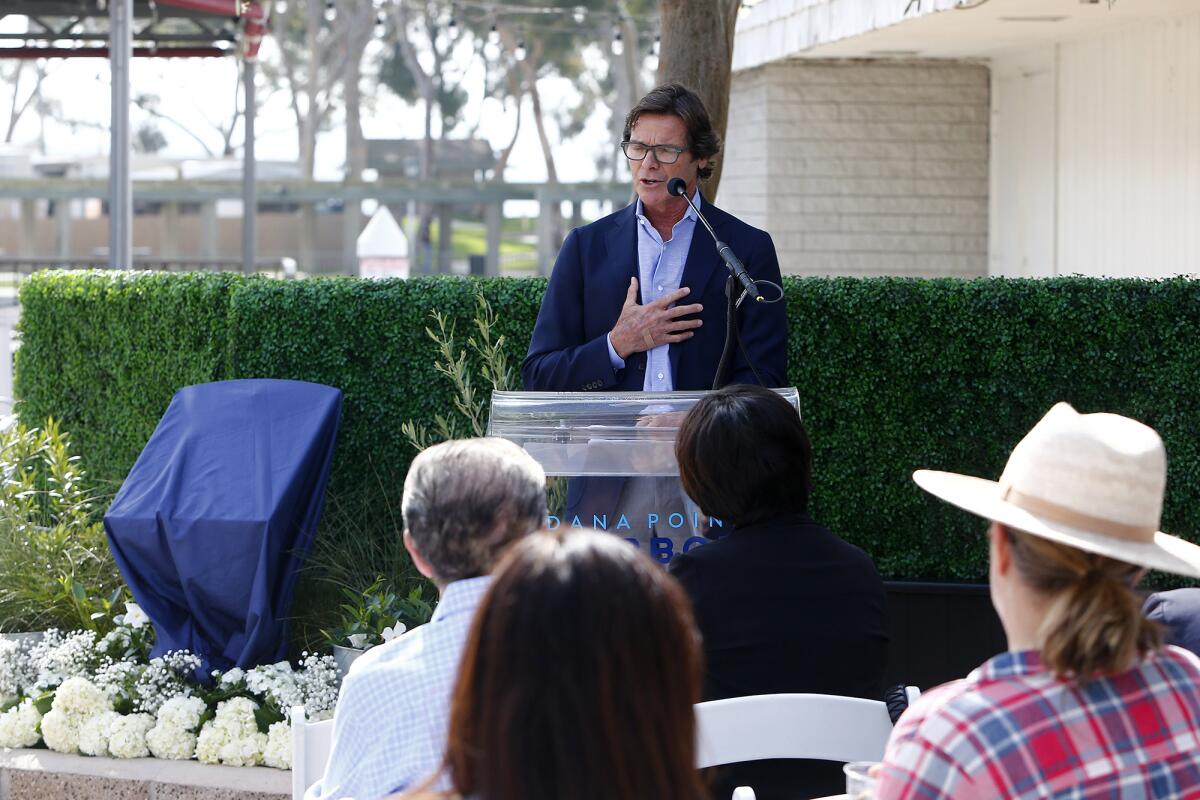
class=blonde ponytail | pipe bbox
[1004,527,1162,684]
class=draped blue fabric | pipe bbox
[104,379,343,673]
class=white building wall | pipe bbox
[989,49,1056,278]
[990,12,1200,278]
[720,59,989,277]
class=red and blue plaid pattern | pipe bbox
[878,646,1200,799]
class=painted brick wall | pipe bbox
[719,59,990,278]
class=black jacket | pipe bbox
[669,512,889,800]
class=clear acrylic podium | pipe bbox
[487,389,801,563]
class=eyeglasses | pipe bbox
[621,141,687,165]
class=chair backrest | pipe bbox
[292,705,336,800]
[695,693,901,768]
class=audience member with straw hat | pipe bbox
[878,403,1200,799]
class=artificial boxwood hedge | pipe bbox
[15,271,1200,585]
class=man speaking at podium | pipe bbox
[522,83,787,394]
[521,83,789,556]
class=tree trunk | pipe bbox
[341,5,370,275]
[514,39,562,251]
[298,0,324,273]
[391,1,438,273]
[491,92,523,179]
[607,9,643,182]
[656,0,739,199]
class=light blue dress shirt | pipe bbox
[605,190,701,391]
[305,576,491,800]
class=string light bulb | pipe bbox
[448,14,458,36]
[375,12,386,34]
[488,22,500,46]
[323,0,335,21]
[653,33,660,55]
[611,25,623,56]
[572,6,586,24]
[515,38,527,60]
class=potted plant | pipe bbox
[323,578,434,676]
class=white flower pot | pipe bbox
[332,645,367,678]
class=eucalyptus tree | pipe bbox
[462,0,611,253]
[378,0,471,271]
[262,0,362,270]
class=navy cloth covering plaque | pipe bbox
[104,379,343,673]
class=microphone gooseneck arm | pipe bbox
[668,178,762,303]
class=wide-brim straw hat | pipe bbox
[914,402,1200,579]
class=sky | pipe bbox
[0,13,632,187]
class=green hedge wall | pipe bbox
[16,271,1200,585]
[16,271,241,495]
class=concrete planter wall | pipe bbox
[0,749,289,800]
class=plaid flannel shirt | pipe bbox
[878,646,1200,799]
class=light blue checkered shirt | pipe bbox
[605,190,700,390]
[305,576,491,800]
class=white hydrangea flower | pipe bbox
[195,696,266,767]
[262,720,292,770]
[54,676,112,718]
[108,713,154,758]
[146,720,198,760]
[194,722,225,764]
[40,708,80,753]
[42,676,114,754]
[0,700,42,749]
[78,710,122,757]
[155,695,207,732]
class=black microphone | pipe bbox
[667,177,761,302]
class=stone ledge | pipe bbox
[0,748,289,799]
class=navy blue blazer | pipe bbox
[521,199,788,392]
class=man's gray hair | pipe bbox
[401,437,547,583]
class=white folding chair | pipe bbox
[694,690,920,770]
[291,705,335,800]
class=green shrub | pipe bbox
[14,271,1200,588]
[786,277,1200,585]
[15,271,243,497]
[0,418,127,632]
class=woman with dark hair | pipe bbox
[670,384,888,800]
[397,529,707,800]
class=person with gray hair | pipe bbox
[307,438,546,800]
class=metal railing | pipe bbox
[0,257,290,305]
